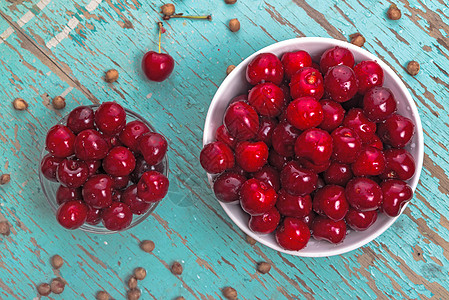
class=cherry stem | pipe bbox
[158,22,163,54]
[164,14,212,21]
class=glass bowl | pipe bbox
[39,105,169,234]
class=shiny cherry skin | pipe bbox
[281,50,312,80]
[235,141,269,172]
[271,121,301,157]
[200,141,234,174]
[56,185,82,205]
[41,154,63,182]
[111,175,129,189]
[142,51,175,82]
[57,159,89,188]
[381,179,413,217]
[85,206,103,225]
[255,117,278,147]
[295,128,333,165]
[102,202,133,231]
[352,146,386,176]
[268,150,292,171]
[320,46,355,75]
[302,211,316,228]
[122,184,151,215]
[367,135,384,150]
[345,208,378,231]
[311,216,347,244]
[246,53,284,85]
[286,97,324,130]
[323,161,353,186]
[56,200,88,229]
[353,61,384,95]
[130,155,165,183]
[138,132,168,165]
[67,106,95,134]
[248,82,285,117]
[343,108,377,144]
[324,65,358,103]
[297,158,330,174]
[377,114,415,148]
[280,161,318,196]
[381,149,416,180]
[102,146,136,176]
[137,171,169,203]
[82,174,114,209]
[248,207,281,234]
[363,87,397,122]
[103,134,123,150]
[275,217,311,250]
[118,120,150,152]
[276,189,312,218]
[86,160,101,176]
[345,177,383,211]
[74,129,109,161]
[313,185,348,221]
[319,99,345,132]
[290,67,324,100]
[252,165,280,191]
[331,127,362,164]
[213,172,246,203]
[45,125,76,158]
[111,189,122,202]
[223,101,259,141]
[215,125,237,149]
[239,178,277,215]
[94,102,126,136]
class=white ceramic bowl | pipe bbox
[203,37,423,257]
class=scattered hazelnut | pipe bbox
[105,69,119,83]
[140,240,155,253]
[128,276,138,289]
[0,221,10,236]
[171,261,183,275]
[246,234,256,245]
[12,98,28,110]
[387,4,401,20]
[222,286,237,300]
[37,283,51,296]
[225,0,237,4]
[50,277,65,294]
[51,255,64,269]
[229,18,240,32]
[407,61,420,76]
[96,291,110,300]
[226,65,236,75]
[127,288,141,300]
[0,174,10,185]
[257,262,271,274]
[160,3,176,16]
[349,33,365,47]
[52,96,66,110]
[134,267,147,280]
[175,297,185,300]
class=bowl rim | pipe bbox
[202,37,424,257]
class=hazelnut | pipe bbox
[37,283,51,296]
[50,277,65,294]
[127,288,141,300]
[12,98,28,110]
[171,261,183,275]
[0,221,10,236]
[407,61,420,76]
[246,234,256,245]
[96,291,110,300]
[387,4,401,20]
[140,240,155,253]
[257,262,271,274]
[229,18,240,32]
[51,255,64,269]
[0,174,10,185]
[160,3,176,16]
[128,276,138,289]
[105,69,119,83]
[225,0,237,4]
[222,286,237,300]
[349,33,365,47]
[226,65,236,75]
[134,267,147,280]
[52,96,66,110]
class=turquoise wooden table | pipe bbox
[1,0,449,299]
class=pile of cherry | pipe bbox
[200,46,416,251]
[40,102,169,231]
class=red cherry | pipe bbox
[252,165,280,191]
[86,160,101,176]
[112,189,122,202]
[276,189,312,218]
[275,217,310,250]
[323,161,353,186]
[103,134,123,150]
[318,99,345,132]
[352,146,386,176]
[280,161,318,196]
[137,171,169,203]
[57,159,89,188]
[311,216,347,244]
[377,114,415,148]
[345,177,383,211]
[254,117,278,147]
[200,141,234,174]
[57,200,88,229]
[290,67,324,100]
[45,125,76,158]
[41,154,63,182]
[102,202,133,231]
[130,155,165,184]
[341,94,364,111]
[381,179,413,217]
[248,82,285,117]
[313,185,348,221]
[235,141,269,172]
[215,125,237,149]
[213,172,246,203]
[281,50,312,80]
[122,184,151,215]
[248,207,281,234]
[381,149,416,180]
[302,211,316,228]
[74,129,109,161]
[94,102,126,136]
[111,175,129,190]
[142,51,175,82]
[295,128,333,165]
[239,178,277,215]
[223,101,259,141]
[85,206,103,225]
[102,146,136,176]
[367,135,384,150]
[345,208,378,231]
[296,158,330,174]
[82,174,114,209]
[363,87,397,122]
[268,150,292,171]
[271,121,301,157]
[353,61,384,95]
[225,165,249,178]
[280,84,292,103]
[320,46,355,75]
[246,53,284,86]
[138,132,168,165]
[118,120,150,152]
[56,185,82,205]
[286,97,323,130]
[324,65,358,103]
[342,108,377,143]
[331,127,362,164]
[67,106,95,134]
